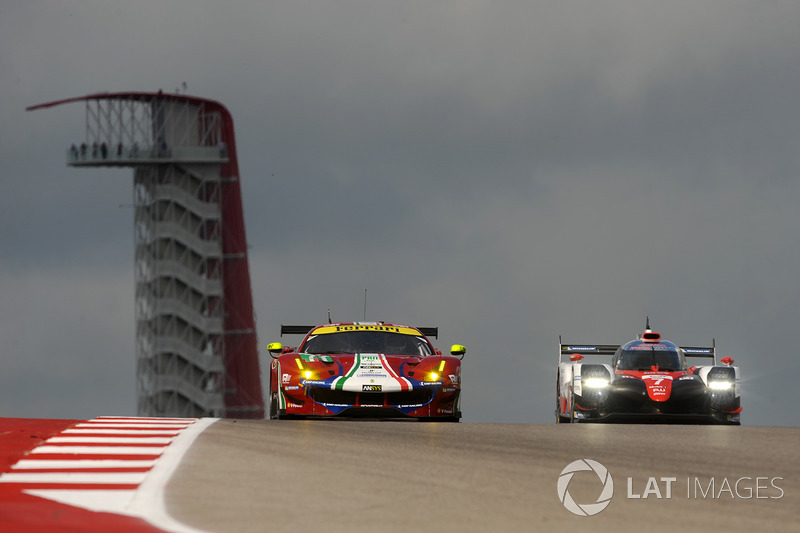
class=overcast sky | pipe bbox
[2,1,799,425]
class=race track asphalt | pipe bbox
[166,420,799,533]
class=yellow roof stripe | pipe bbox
[312,324,422,336]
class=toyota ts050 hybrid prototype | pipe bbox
[268,322,465,421]
[556,320,741,424]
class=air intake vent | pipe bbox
[642,331,661,342]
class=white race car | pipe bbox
[556,319,741,424]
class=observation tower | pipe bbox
[28,92,264,418]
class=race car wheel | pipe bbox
[418,416,460,423]
[269,392,279,420]
[556,373,572,423]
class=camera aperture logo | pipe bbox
[557,459,614,516]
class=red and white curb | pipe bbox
[0,416,217,533]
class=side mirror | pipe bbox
[267,342,283,358]
[450,344,466,358]
[569,353,584,362]
[720,356,734,366]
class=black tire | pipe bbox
[269,391,279,419]
[556,373,572,423]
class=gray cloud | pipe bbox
[2,1,799,424]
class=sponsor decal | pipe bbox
[629,344,673,351]
[298,353,333,363]
[282,373,291,383]
[362,384,382,392]
[568,346,598,352]
[642,374,674,381]
[331,353,412,392]
[312,324,422,336]
[302,380,331,387]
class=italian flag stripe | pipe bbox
[334,353,361,390]
[380,354,411,391]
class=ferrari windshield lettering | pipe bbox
[335,324,401,333]
[302,331,434,356]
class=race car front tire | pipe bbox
[555,373,573,423]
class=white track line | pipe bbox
[12,459,157,470]
[63,429,180,435]
[48,437,174,445]
[72,424,191,429]
[31,446,166,455]
[129,417,218,533]
[0,472,148,484]
[23,489,139,513]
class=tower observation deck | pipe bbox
[28,92,264,418]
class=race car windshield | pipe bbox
[301,331,434,356]
[617,348,685,371]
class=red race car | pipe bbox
[268,322,465,421]
[556,319,741,424]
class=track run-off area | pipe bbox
[1,418,798,532]
[0,417,211,533]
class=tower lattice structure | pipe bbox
[28,92,265,418]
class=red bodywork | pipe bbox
[268,323,462,421]
[616,369,686,402]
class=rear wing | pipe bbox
[558,341,620,365]
[280,325,439,338]
[417,327,438,339]
[558,337,717,365]
[281,325,315,336]
[681,345,716,364]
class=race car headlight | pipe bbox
[584,378,610,389]
[425,360,446,382]
[709,381,733,390]
[294,358,315,381]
